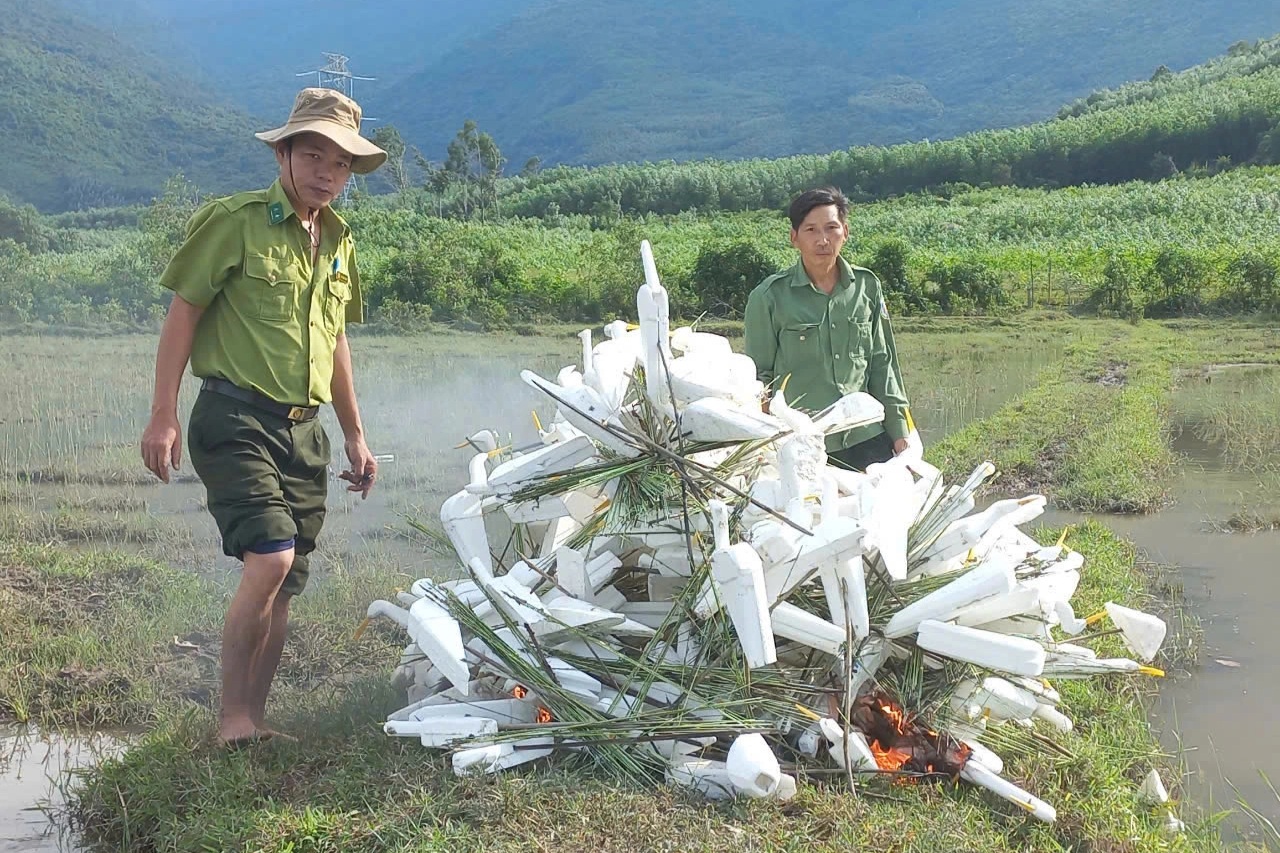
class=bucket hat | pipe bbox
[255,88,386,174]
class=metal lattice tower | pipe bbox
[296,54,377,202]
[298,53,376,102]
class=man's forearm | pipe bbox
[152,294,204,415]
[330,333,365,440]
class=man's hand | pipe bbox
[141,411,182,483]
[339,436,378,499]
[893,438,909,456]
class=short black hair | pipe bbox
[788,187,849,230]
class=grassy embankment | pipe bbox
[928,318,1280,516]
[0,319,1275,851]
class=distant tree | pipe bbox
[1256,125,1280,165]
[0,194,55,252]
[413,149,450,217]
[1149,151,1178,180]
[692,240,774,318]
[520,156,542,178]
[1222,251,1279,312]
[1147,247,1208,316]
[371,125,411,193]
[139,173,201,275]
[868,239,928,312]
[1149,65,1173,83]
[444,120,505,219]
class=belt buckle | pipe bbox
[287,405,307,421]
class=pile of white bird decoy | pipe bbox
[358,241,1179,828]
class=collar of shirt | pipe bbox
[787,257,854,294]
[265,179,351,240]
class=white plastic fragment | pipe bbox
[666,759,736,799]
[1103,602,1167,663]
[917,620,1047,677]
[725,733,782,798]
[384,716,498,747]
[885,559,1017,638]
[818,717,877,772]
[960,760,1057,824]
[708,499,777,668]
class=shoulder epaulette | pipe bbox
[754,269,791,294]
[215,188,270,214]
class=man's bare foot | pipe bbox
[221,730,274,751]
[256,725,298,742]
[219,715,272,749]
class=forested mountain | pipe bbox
[0,0,270,211]
[378,0,1279,168]
[497,35,1280,218]
[67,0,1280,171]
[66,0,547,117]
[12,0,1280,211]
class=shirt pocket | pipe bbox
[324,273,351,333]
[243,253,299,322]
[778,322,821,369]
[835,320,872,389]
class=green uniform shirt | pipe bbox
[744,257,911,449]
[159,180,363,406]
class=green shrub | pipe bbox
[690,240,774,318]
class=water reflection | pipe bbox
[0,727,123,853]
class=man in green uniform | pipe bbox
[744,187,914,471]
[139,88,386,747]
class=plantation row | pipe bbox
[497,37,1280,219]
[2,167,1279,329]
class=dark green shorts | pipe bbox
[828,430,895,472]
[187,389,329,596]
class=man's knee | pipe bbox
[241,547,295,594]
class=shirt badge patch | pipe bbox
[268,202,285,225]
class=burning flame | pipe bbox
[536,707,553,724]
[880,702,909,735]
[869,740,912,772]
[870,698,913,772]
[512,685,528,699]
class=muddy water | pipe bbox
[0,728,122,852]
[1044,375,1280,835]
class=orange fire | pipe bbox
[512,685,528,699]
[869,740,912,772]
[536,707,553,724]
[880,702,909,734]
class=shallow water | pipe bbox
[1043,367,1280,836]
[0,728,122,853]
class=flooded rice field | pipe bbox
[1046,363,1280,838]
[1,327,1276,846]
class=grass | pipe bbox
[57,522,1237,853]
[926,322,1172,512]
[923,320,1280,513]
[0,540,401,730]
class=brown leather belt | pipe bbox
[201,377,319,422]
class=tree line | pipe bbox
[493,48,1280,219]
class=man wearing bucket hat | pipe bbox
[140,88,386,747]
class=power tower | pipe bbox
[296,54,377,203]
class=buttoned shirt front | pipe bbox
[159,180,363,406]
[744,257,910,449]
